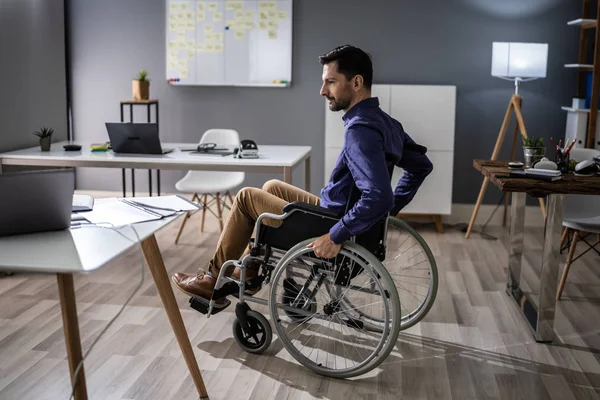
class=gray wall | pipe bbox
[68,0,580,204]
[0,0,68,153]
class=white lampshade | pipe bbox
[491,42,548,78]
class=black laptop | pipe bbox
[0,169,74,237]
[105,122,174,155]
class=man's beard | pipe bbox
[327,95,351,111]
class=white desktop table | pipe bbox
[0,204,208,400]
[0,141,312,196]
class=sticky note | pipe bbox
[235,30,245,40]
[186,21,195,29]
[204,25,214,34]
[214,12,223,21]
[170,2,179,11]
[215,44,223,52]
[181,3,189,10]
[226,1,244,11]
[235,10,245,20]
[268,10,276,18]
[259,2,277,11]
[187,40,195,49]
[197,43,206,52]
[268,21,277,28]
[197,2,205,11]
[246,11,254,20]
[260,12,268,20]
[197,11,205,20]
[177,32,186,41]
[206,43,215,52]
[279,11,287,20]
[259,21,267,30]
[205,33,214,41]
[208,2,217,12]
[187,50,196,58]
[268,29,277,39]
[180,69,189,78]
[169,22,178,31]
[215,33,224,41]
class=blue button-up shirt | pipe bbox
[320,97,433,244]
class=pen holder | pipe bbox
[555,150,570,174]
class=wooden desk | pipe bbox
[474,160,600,343]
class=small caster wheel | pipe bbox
[232,310,272,354]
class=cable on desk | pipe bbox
[67,223,146,400]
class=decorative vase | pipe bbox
[132,80,150,100]
[523,146,545,168]
[39,136,52,152]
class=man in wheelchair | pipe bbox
[172,45,433,309]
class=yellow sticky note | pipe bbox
[169,49,178,58]
[169,22,178,31]
[186,21,195,29]
[181,3,189,10]
[197,43,206,52]
[185,11,193,20]
[180,69,189,78]
[197,11,205,20]
[235,30,245,40]
[268,29,277,39]
[214,12,223,21]
[197,2,205,11]
[168,40,177,48]
[206,33,214,41]
[246,11,254,20]
[215,33,224,41]
[268,10,276,18]
[278,11,287,20]
[208,2,217,12]
[268,21,277,28]
[215,44,223,52]
[226,1,244,11]
[259,21,267,29]
[259,2,276,11]
[187,50,196,58]
[206,43,215,52]
[187,40,196,49]
[259,12,268,20]
[234,10,245,20]
[244,21,254,30]
[177,32,185,41]
[204,25,214,34]
[170,2,179,11]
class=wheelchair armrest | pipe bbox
[283,201,342,219]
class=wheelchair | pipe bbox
[189,159,438,379]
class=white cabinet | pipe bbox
[324,84,456,216]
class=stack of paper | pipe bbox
[77,195,199,228]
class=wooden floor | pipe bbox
[1,208,600,400]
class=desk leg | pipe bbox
[536,194,564,342]
[131,169,135,197]
[506,193,564,343]
[122,169,126,198]
[157,170,161,196]
[148,169,153,197]
[141,235,208,398]
[283,167,292,184]
[304,156,311,192]
[57,273,88,400]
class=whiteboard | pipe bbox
[165,0,292,87]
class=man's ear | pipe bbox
[353,75,364,91]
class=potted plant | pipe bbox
[132,69,150,101]
[33,126,54,151]
[522,135,545,168]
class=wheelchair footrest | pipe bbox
[189,296,231,316]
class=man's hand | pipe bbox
[307,233,342,258]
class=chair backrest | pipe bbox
[199,129,241,146]
[563,147,600,220]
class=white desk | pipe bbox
[0,141,312,196]
[0,200,208,399]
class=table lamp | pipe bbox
[466,42,549,239]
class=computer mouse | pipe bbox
[574,159,598,176]
[63,144,82,151]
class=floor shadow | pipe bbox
[196,325,600,399]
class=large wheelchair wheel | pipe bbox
[269,239,401,379]
[350,217,438,332]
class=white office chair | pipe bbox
[557,147,600,300]
[174,129,245,244]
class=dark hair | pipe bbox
[319,45,373,89]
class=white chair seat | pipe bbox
[564,216,600,234]
[175,171,245,193]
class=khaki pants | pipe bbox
[207,179,320,276]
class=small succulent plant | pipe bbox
[33,126,54,138]
[135,69,149,81]
[522,135,544,148]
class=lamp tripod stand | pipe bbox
[465,85,547,239]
